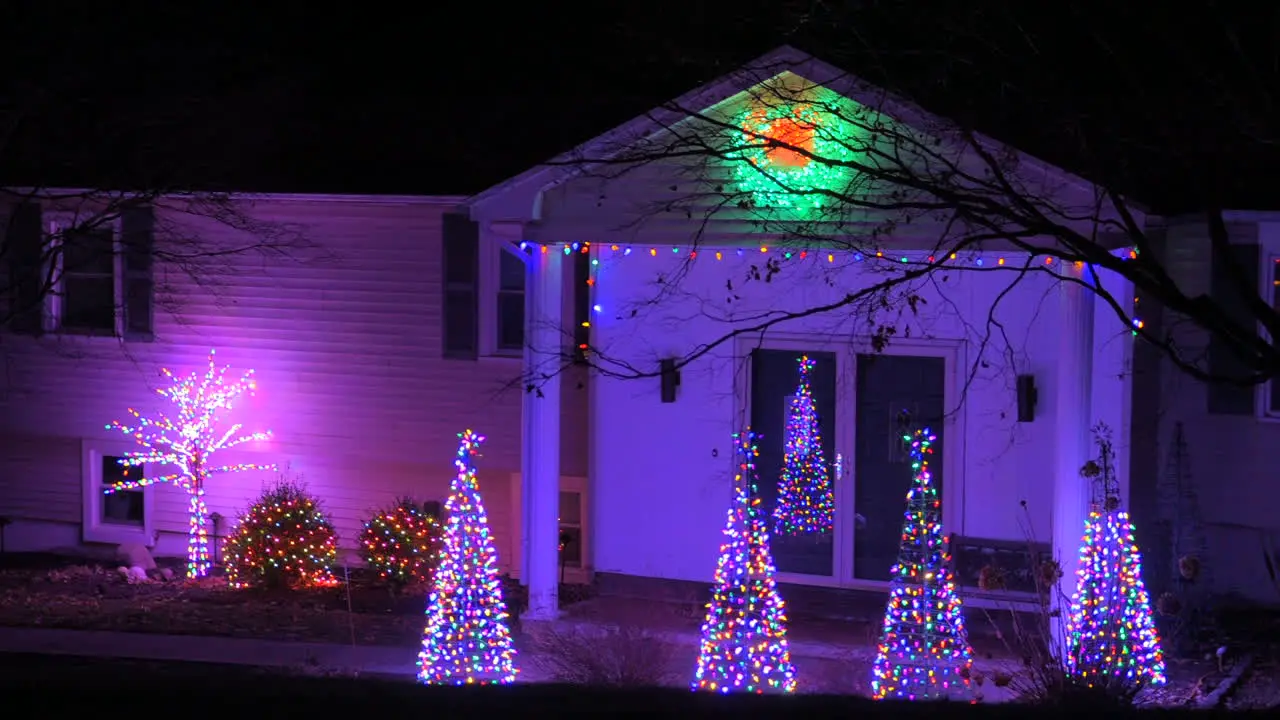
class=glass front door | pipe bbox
[746,345,949,585]
[750,348,838,577]
[852,353,947,580]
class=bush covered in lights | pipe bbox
[361,498,441,588]
[224,482,339,590]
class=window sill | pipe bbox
[479,353,523,368]
[440,352,524,365]
[83,521,154,547]
[58,326,118,337]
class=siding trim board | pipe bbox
[1258,223,1280,421]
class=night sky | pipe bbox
[1,2,1276,212]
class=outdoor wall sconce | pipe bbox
[660,358,681,403]
[1017,374,1038,422]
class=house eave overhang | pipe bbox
[464,45,1112,229]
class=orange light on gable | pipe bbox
[748,107,816,168]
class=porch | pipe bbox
[515,241,1136,620]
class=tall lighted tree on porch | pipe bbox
[105,349,273,579]
[871,427,973,701]
[1064,425,1167,691]
[773,355,834,536]
[692,429,797,695]
[418,430,518,685]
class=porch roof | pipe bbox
[465,45,1117,227]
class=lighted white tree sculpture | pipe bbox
[105,349,274,578]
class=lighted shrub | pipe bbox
[224,482,339,589]
[360,497,441,587]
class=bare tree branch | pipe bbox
[523,5,1279,395]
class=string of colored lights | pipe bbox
[361,501,441,586]
[871,427,973,702]
[773,355,834,536]
[418,430,518,686]
[223,484,340,589]
[104,349,274,579]
[692,429,798,695]
[520,240,1145,338]
[1064,509,1168,690]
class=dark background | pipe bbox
[1,2,1276,211]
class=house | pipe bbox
[468,46,1140,619]
[1,45,1273,615]
[0,193,591,583]
[1127,212,1280,606]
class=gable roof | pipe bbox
[467,45,1114,221]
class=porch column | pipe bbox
[1051,263,1095,644]
[521,245,563,621]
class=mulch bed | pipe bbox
[0,554,593,646]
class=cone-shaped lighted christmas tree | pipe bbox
[1064,425,1166,690]
[871,427,973,701]
[773,355,834,536]
[692,429,798,694]
[418,430,518,685]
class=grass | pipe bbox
[0,555,592,645]
[4,651,1234,720]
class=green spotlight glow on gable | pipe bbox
[729,101,865,213]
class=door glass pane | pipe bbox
[853,354,946,580]
[102,455,144,526]
[750,349,837,577]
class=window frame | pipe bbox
[46,213,124,337]
[477,237,527,359]
[509,472,590,583]
[81,439,156,546]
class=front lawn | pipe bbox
[0,553,592,645]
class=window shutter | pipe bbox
[121,205,155,341]
[7,202,45,335]
[441,212,479,359]
[1207,242,1260,415]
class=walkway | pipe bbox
[0,618,1019,701]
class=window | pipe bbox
[440,212,527,360]
[60,227,116,333]
[101,454,145,526]
[558,490,583,568]
[5,203,155,339]
[496,246,525,353]
[81,441,155,546]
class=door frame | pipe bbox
[733,333,966,591]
